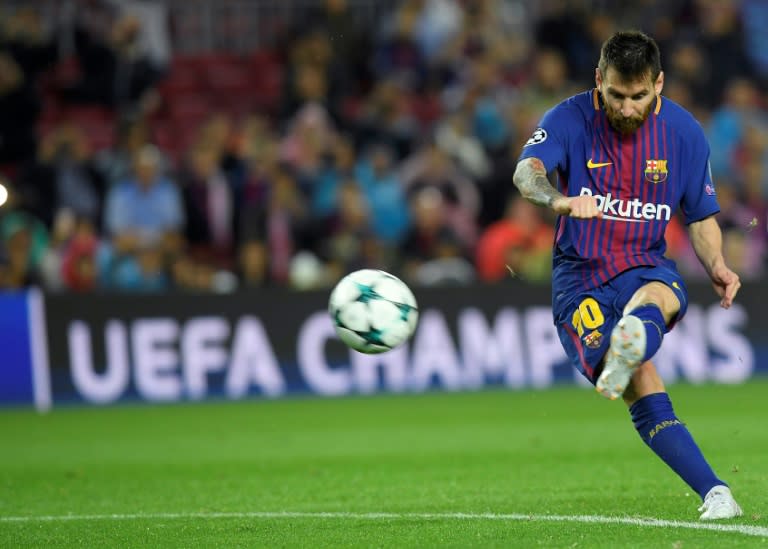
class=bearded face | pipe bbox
[596,66,663,135]
[603,95,655,134]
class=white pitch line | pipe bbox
[0,511,766,538]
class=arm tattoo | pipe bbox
[513,158,564,209]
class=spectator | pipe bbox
[707,78,764,179]
[372,3,428,91]
[240,167,310,285]
[180,145,235,261]
[448,53,514,154]
[19,123,106,229]
[62,13,161,116]
[0,7,55,169]
[101,144,183,290]
[0,52,41,167]
[281,27,345,125]
[310,134,357,218]
[354,142,411,245]
[304,0,371,95]
[280,102,336,187]
[352,78,419,159]
[0,7,57,80]
[414,0,463,65]
[434,110,492,181]
[104,144,183,252]
[666,39,711,110]
[236,136,280,244]
[695,0,756,108]
[734,122,768,200]
[316,178,387,281]
[514,48,579,139]
[740,0,768,83]
[740,158,768,222]
[114,0,172,74]
[401,186,474,286]
[475,194,553,283]
[303,0,360,64]
[533,1,594,84]
[716,184,766,281]
[0,210,48,289]
[94,115,170,186]
[398,141,480,246]
[59,218,99,292]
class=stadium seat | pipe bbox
[158,70,203,97]
[249,66,283,112]
[167,93,211,125]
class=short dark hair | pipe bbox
[598,30,661,82]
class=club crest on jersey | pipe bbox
[525,127,547,146]
[644,159,668,183]
[584,329,603,349]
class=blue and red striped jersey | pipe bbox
[518,89,719,294]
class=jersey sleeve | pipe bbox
[680,122,720,224]
[517,103,576,173]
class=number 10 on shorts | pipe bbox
[571,297,605,337]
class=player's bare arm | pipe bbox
[513,157,564,209]
[513,157,602,218]
[688,215,741,308]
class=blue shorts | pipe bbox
[554,265,688,384]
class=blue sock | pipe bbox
[630,393,725,499]
[627,304,665,362]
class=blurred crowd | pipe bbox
[0,0,766,293]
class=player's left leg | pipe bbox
[596,281,677,399]
[624,363,743,520]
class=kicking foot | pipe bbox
[698,485,743,520]
[596,315,646,400]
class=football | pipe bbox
[328,269,419,354]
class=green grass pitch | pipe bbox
[1,380,766,548]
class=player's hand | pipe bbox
[551,195,603,219]
[710,263,741,308]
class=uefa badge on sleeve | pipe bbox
[525,128,547,146]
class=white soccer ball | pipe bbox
[328,269,419,354]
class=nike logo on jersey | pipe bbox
[579,187,671,222]
[587,159,612,169]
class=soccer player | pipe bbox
[513,30,743,520]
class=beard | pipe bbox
[604,98,654,135]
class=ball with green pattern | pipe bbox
[328,269,419,354]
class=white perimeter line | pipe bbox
[1,512,766,538]
[27,288,51,413]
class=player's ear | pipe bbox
[595,67,602,88]
[655,71,664,95]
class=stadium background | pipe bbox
[0,0,766,409]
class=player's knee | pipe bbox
[626,282,680,324]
